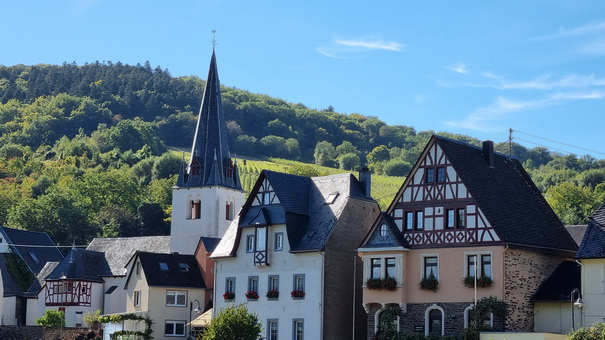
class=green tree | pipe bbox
[383,159,411,177]
[335,141,359,157]
[37,309,66,327]
[338,152,360,171]
[313,141,336,167]
[202,304,262,340]
[152,153,181,180]
[545,182,600,225]
[367,145,390,164]
[568,322,605,340]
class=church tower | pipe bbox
[170,49,245,254]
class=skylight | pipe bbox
[29,252,39,263]
[159,262,169,271]
[179,263,189,272]
[326,192,339,204]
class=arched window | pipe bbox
[425,305,444,336]
[464,304,493,329]
[225,201,233,220]
[190,200,201,219]
[374,305,401,334]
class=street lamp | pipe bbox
[188,299,201,340]
[571,288,584,331]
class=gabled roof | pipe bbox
[0,254,26,297]
[212,170,375,257]
[45,248,112,282]
[405,136,577,253]
[86,236,170,276]
[0,226,63,275]
[360,213,410,250]
[130,252,205,289]
[25,261,59,297]
[531,261,581,302]
[198,237,221,254]
[177,50,241,190]
[576,204,605,259]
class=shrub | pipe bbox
[420,272,439,292]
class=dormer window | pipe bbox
[159,262,169,271]
[380,224,388,237]
[179,263,189,272]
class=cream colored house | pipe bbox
[120,251,206,340]
[359,136,578,339]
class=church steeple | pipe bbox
[177,50,242,190]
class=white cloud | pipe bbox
[317,36,404,58]
[334,38,404,51]
[447,91,604,131]
[454,73,605,91]
[447,62,469,74]
[531,20,605,41]
[574,39,605,55]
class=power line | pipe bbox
[513,129,605,157]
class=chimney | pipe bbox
[482,140,494,168]
[359,167,372,198]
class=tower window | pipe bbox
[190,200,201,219]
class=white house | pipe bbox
[212,169,380,340]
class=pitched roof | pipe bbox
[531,261,581,301]
[25,261,59,297]
[360,213,410,249]
[576,203,605,259]
[213,170,374,257]
[0,226,63,275]
[0,254,26,297]
[45,248,112,282]
[198,237,221,253]
[135,252,205,289]
[86,236,170,276]
[177,50,241,190]
[428,136,577,253]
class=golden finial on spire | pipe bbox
[211,30,217,49]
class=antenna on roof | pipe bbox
[508,128,513,157]
[211,30,217,49]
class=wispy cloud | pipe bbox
[574,39,605,56]
[317,37,404,58]
[454,73,605,90]
[447,62,469,74]
[531,20,605,41]
[334,38,403,51]
[447,91,605,131]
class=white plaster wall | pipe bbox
[102,276,127,315]
[534,302,572,334]
[170,186,244,254]
[25,298,38,326]
[214,224,324,340]
[579,259,605,327]
[1,296,17,325]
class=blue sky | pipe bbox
[4,1,605,157]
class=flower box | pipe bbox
[245,291,259,299]
[266,290,279,299]
[419,273,439,292]
[463,275,493,288]
[365,277,398,291]
[223,291,235,300]
[291,290,305,298]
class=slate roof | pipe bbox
[531,261,581,301]
[576,203,605,259]
[25,261,59,297]
[45,248,112,282]
[86,236,170,276]
[212,170,374,257]
[360,212,410,249]
[198,237,221,253]
[0,226,63,275]
[132,252,205,289]
[177,50,241,190]
[428,136,577,253]
[0,254,25,297]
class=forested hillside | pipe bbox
[0,62,603,246]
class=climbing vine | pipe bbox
[98,313,154,340]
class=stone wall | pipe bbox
[0,326,94,340]
[503,248,564,332]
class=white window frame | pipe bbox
[246,235,255,253]
[134,290,141,307]
[274,232,284,251]
[166,290,187,307]
[424,304,445,336]
[165,320,186,337]
[464,304,494,328]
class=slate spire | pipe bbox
[177,50,242,190]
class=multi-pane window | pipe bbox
[446,208,466,229]
[165,320,186,336]
[269,275,279,292]
[268,320,278,340]
[293,319,304,340]
[380,224,388,237]
[246,235,255,253]
[416,211,424,230]
[166,290,186,306]
[371,258,382,279]
[393,208,403,231]
[134,290,141,306]
[256,227,267,251]
[436,167,445,182]
[386,258,396,278]
[226,278,235,293]
[274,233,283,251]
[293,275,305,292]
[466,254,492,278]
[426,168,435,183]
[405,212,414,230]
[424,256,438,279]
[248,276,259,293]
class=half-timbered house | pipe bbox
[359,135,577,338]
